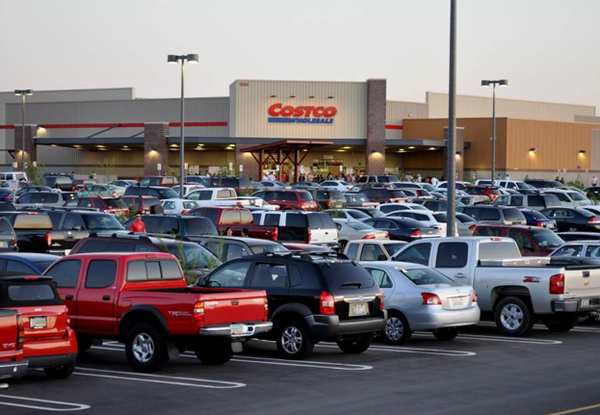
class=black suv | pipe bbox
[123,214,218,237]
[201,252,386,359]
[124,186,179,200]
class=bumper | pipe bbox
[553,298,600,313]
[306,312,387,342]
[27,353,76,369]
[405,305,481,331]
[198,321,273,338]
[0,361,29,380]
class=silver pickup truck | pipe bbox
[391,237,600,336]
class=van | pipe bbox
[0,172,27,182]
[492,194,561,211]
[252,211,338,246]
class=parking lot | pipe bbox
[1,323,600,415]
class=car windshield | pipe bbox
[531,229,565,248]
[516,182,533,190]
[400,267,454,285]
[82,214,125,231]
[348,221,373,231]
[105,199,127,208]
[250,244,291,255]
[166,243,221,269]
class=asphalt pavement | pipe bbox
[2,323,600,415]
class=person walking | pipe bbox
[131,212,146,233]
[416,173,422,183]
[593,176,598,187]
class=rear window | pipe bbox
[106,199,127,208]
[127,260,183,281]
[286,214,307,228]
[400,267,454,285]
[307,213,336,230]
[0,280,62,306]
[318,262,375,289]
[299,192,313,201]
[0,217,13,233]
[503,208,525,223]
[478,242,521,259]
[183,218,218,236]
[13,214,53,230]
[77,240,109,253]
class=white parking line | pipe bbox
[477,321,600,334]
[73,367,246,389]
[92,344,372,371]
[0,395,90,412]
[413,332,563,345]
[318,342,476,357]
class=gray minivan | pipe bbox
[492,194,561,211]
[458,206,527,226]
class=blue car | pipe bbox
[521,209,557,230]
[0,189,14,203]
[0,253,60,275]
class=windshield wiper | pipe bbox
[341,282,362,288]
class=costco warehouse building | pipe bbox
[2,78,600,183]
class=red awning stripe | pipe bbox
[0,122,228,129]
[385,125,403,130]
[0,125,15,130]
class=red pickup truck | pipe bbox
[45,252,272,372]
[1,275,78,379]
[0,309,28,381]
[186,207,279,241]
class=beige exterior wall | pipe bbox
[229,80,367,139]
[385,100,429,140]
[427,92,596,122]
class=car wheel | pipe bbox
[125,323,166,372]
[494,297,534,336]
[44,361,75,379]
[195,343,233,365]
[433,327,459,341]
[384,312,412,345]
[276,319,314,360]
[543,314,579,332]
[336,334,372,354]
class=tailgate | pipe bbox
[0,310,18,359]
[189,288,267,325]
[565,268,600,297]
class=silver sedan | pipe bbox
[360,261,480,344]
[333,219,389,248]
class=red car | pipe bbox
[0,275,78,379]
[46,252,272,372]
[251,189,318,211]
[472,225,565,256]
[0,309,28,381]
[139,176,178,187]
[185,206,278,240]
[67,197,130,216]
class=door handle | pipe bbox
[65,295,74,300]
[102,295,111,301]
[454,273,467,278]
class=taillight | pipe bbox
[536,221,543,227]
[264,299,269,321]
[550,274,565,295]
[589,217,597,223]
[320,291,335,315]
[181,209,189,214]
[421,293,442,305]
[379,290,385,311]
[385,232,390,239]
[472,291,478,303]
[362,233,377,239]
[325,200,331,208]
[45,232,52,247]
[16,313,25,349]
[411,229,422,237]
[14,236,18,246]
[193,301,205,323]
[307,228,312,243]
[272,227,279,241]
[468,224,477,231]
[236,202,243,207]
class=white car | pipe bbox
[320,180,353,192]
[435,181,471,190]
[361,261,480,344]
[172,184,205,197]
[161,199,201,214]
[542,189,590,207]
[324,208,372,221]
[344,240,408,261]
[383,210,455,236]
[259,181,290,189]
[333,219,389,247]
[378,203,430,215]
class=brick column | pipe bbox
[14,125,37,170]
[144,123,169,176]
[236,144,259,181]
[443,127,465,181]
[366,79,387,175]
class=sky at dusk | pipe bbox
[1,0,598,110]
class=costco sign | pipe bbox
[268,103,337,124]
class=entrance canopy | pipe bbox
[243,140,333,183]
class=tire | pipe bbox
[544,314,579,332]
[125,323,166,372]
[433,327,459,341]
[276,319,314,360]
[494,297,535,336]
[44,361,75,379]
[336,335,372,354]
[195,343,233,365]
[76,335,93,353]
[384,312,412,345]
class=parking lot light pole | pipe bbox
[14,89,33,170]
[481,79,508,184]
[168,54,198,198]
[446,0,457,237]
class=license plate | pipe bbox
[29,317,47,329]
[230,324,245,336]
[0,241,6,248]
[449,297,467,309]
[581,299,590,307]
[349,302,369,317]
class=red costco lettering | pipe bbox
[268,103,337,118]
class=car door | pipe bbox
[365,267,396,307]
[44,259,83,328]
[76,259,118,334]
[432,241,470,281]
[61,213,88,249]
[247,262,290,317]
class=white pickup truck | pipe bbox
[184,187,276,209]
[391,237,600,336]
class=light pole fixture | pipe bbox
[14,89,33,170]
[481,79,508,183]
[167,54,198,198]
